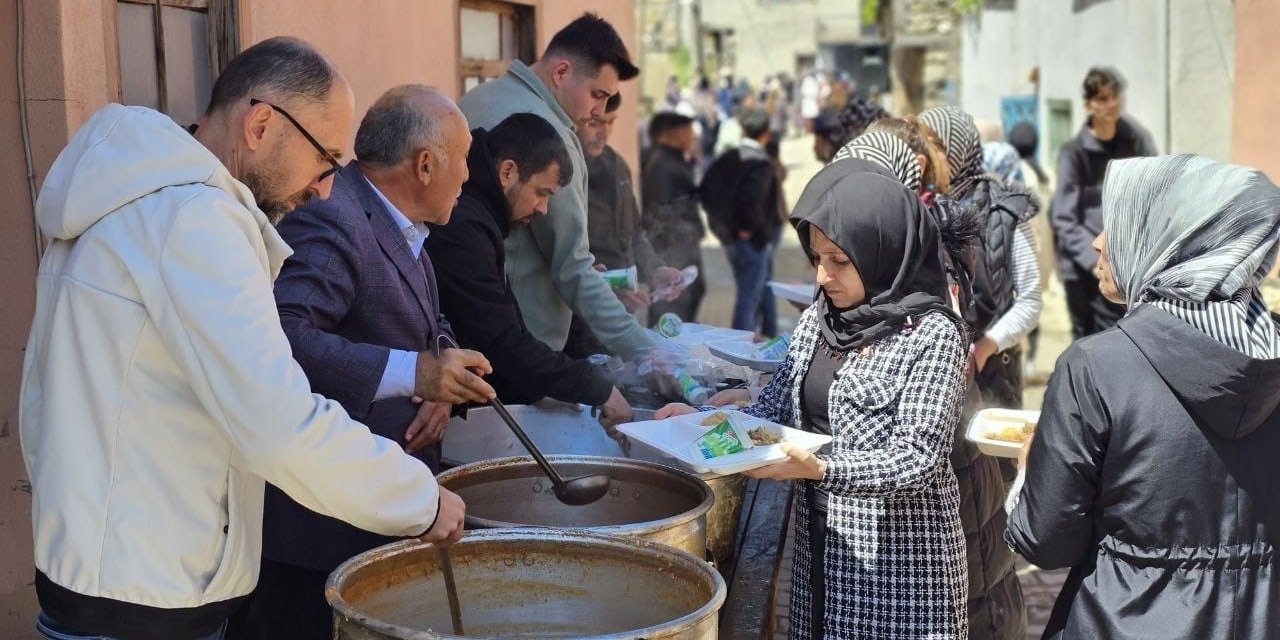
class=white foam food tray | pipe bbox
[768,281,816,305]
[707,339,782,373]
[666,323,755,348]
[617,409,831,476]
[965,408,1040,458]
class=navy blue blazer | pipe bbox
[264,161,453,572]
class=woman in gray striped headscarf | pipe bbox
[1007,155,1280,639]
[831,130,923,191]
[919,106,984,199]
[1098,154,1280,356]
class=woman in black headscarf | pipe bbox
[658,163,972,639]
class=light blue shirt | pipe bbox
[366,177,431,402]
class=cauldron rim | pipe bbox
[325,528,728,640]
[435,455,715,537]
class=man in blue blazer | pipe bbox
[235,85,495,640]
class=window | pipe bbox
[113,0,239,126]
[458,0,535,93]
[1046,98,1074,167]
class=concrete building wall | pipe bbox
[0,0,48,634]
[961,0,1169,160]
[1232,0,1280,179]
[701,0,859,79]
[0,1,635,636]
[1169,0,1233,160]
[961,0,1235,165]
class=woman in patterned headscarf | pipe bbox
[921,105,1043,403]
[832,130,924,189]
[920,105,986,200]
[1008,155,1280,639]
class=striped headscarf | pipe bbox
[1103,155,1280,358]
[832,131,923,192]
[920,106,983,199]
[982,141,1024,187]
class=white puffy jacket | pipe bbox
[20,105,439,636]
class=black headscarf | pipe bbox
[792,160,958,351]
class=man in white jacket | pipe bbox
[19,37,489,640]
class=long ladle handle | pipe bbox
[487,398,568,487]
[438,547,465,635]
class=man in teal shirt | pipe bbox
[459,13,653,356]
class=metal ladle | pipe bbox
[433,333,611,506]
[487,398,612,506]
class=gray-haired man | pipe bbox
[236,85,494,640]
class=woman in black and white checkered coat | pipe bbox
[660,161,970,639]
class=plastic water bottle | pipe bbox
[677,373,710,405]
[657,312,683,338]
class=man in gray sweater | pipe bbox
[458,13,652,357]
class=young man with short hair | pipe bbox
[426,113,634,431]
[1051,66,1157,339]
[458,13,651,357]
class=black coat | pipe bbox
[641,144,703,267]
[1049,116,1156,280]
[1007,304,1280,639]
[701,145,783,249]
[425,130,614,407]
[585,145,663,277]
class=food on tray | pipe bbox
[691,419,749,459]
[984,415,1036,444]
[701,411,729,426]
[748,426,783,445]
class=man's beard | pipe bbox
[241,168,317,225]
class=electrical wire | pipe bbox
[16,0,44,262]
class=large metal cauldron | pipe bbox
[327,529,727,639]
[442,402,747,565]
[436,456,711,558]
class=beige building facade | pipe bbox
[0,1,636,636]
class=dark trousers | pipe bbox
[37,613,226,640]
[229,560,331,640]
[726,240,778,337]
[1062,267,1125,340]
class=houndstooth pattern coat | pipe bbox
[741,307,970,639]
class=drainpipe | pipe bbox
[16,0,44,261]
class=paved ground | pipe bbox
[693,133,1072,639]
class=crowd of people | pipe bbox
[654,63,1280,640]
[14,6,1280,640]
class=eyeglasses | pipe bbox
[250,98,342,182]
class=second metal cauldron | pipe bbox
[441,402,747,565]
[436,455,713,558]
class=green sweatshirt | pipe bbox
[458,61,654,356]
